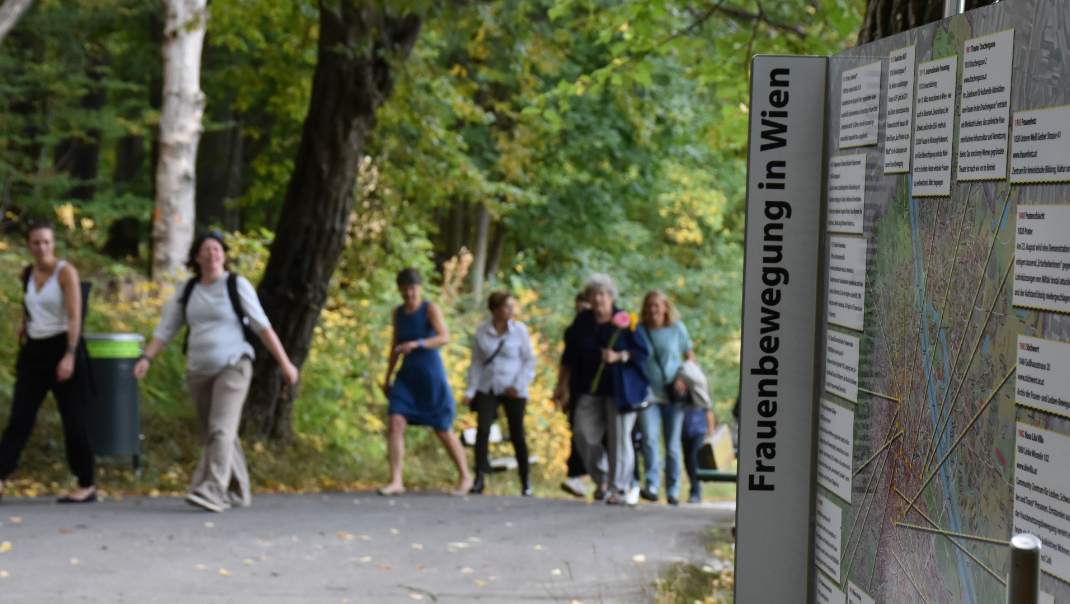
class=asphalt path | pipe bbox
[0,492,735,603]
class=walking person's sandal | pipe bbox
[57,486,97,504]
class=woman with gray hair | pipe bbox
[553,274,650,505]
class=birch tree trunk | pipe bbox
[152,0,207,281]
[0,0,34,45]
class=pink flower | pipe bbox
[612,310,631,328]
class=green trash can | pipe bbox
[84,333,144,470]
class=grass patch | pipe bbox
[654,525,735,604]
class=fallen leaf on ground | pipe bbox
[0,542,10,553]
[447,542,468,549]
[551,568,562,576]
[0,571,8,578]
[411,543,423,550]
[204,522,215,529]
[533,545,543,551]
[359,535,371,541]
[258,556,267,561]
[460,568,473,574]
[59,529,71,534]
[195,565,207,571]
[631,554,646,563]
[390,528,399,535]
[7,518,20,524]
[474,579,486,586]
[358,556,371,562]
[379,564,392,570]
[352,499,360,505]
[489,576,497,582]
[409,595,424,600]
[467,537,481,543]
[243,559,253,565]
[70,558,79,565]
[338,532,354,540]
[218,569,230,577]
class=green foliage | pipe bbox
[0,0,864,493]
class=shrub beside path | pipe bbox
[0,492,735,603]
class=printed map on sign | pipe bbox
[816,1,1070,602]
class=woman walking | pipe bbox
[379,269,472,496]
[635,290,694,505]
[553,274,649,505]
[0,219,96,503]
[134,232,299,512]
[463,291,537,496]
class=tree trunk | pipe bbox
[485,221,506,282]
[859,0,995,44]
[0,0,34,45]
[55,50,108,202]
[151,0,207,281]
[470,202,490,302]
[447,196,464,255]
[222,117,243,231]
[242,5,423,442]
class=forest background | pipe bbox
[0,0,863,497]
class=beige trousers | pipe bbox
[187,358,253,509]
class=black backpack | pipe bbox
[179,272,257,352]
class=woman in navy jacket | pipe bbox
[553,274,649,505]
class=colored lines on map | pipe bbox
[857,387,901,402]
[894,487,1008,586]
[893,550,933,604]
[920,192,1012,471]
[854,430,903,477]
[907,364,1017,508]
[921,257,1015,472]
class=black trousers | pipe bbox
[0,334,95,487]
[473,392,529,476]
[566,399,587,478]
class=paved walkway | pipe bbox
[0,492,734,603]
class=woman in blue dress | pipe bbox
[379,269,472,496]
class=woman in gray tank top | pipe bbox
[0,219,96,504]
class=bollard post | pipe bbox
[943,0,965,18]
[1007,533,1042,604]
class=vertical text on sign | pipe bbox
[737,54,826,604]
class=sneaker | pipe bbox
[593,484,608,500]
[186,492,225,513]
[666,495,680,506]
[605,492,623,505]
[625,486,640,506]
[560,477,587,498]
[688,493,702,504]
[639,487,659,502]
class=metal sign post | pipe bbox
[1007,534,1042,604]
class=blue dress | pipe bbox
[388,301,455,431]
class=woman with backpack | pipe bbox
[0,218,97,503]
[134,232,299,512]
[462,290,537,496]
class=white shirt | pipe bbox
[25,261,70,340]
[465,319,537,399]
[153,273,271,375]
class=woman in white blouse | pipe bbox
[0,219,96,504]
[462,291,537,495]
[134,232,299,512]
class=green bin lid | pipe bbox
[84,333,145,359]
